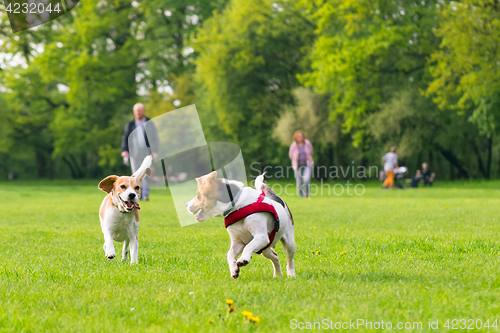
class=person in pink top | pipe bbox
[289,130,314,198]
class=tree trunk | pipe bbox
[35,150,47,178]
[486,137,492,179]
[63,154,85,179]
[435,144,469,179]
[473,140,486,178]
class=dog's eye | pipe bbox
[135,186,140,190]
[121,185,126,189]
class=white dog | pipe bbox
[98,155,152,264]
[186,171,295,278]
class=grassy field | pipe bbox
[1,179,500,332]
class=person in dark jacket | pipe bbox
[121,103,159,200]
[421,163,434,186]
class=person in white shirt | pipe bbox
[382,147,398,189]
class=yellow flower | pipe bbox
[209,319,214,324]
[316,250,321,255]
[313,226,317,229]
[228,305,235,312]
[367,200,370,203]
[242,311,252,317]
[225,299,234,305]
[340,251,347,255]
[250,316,261,323]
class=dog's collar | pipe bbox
[222,188,242,217]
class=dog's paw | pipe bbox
[236,258,249,267]
[105,248,116,259]
[231,268,240,279]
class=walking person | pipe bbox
[382,146,398,189]
[289,130,314,198]
[121,103,159,200]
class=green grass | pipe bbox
[1,180,500,332]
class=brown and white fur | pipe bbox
[185,171,295,278]
[98,155,152,264]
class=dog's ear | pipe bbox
[196,171,217,187]
[99,175,119,193]
[207,171,217,180]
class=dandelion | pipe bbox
[242,311,252,318]
[313,226,317,229]
[340,251,347,255]
[226,299,235,313]
[209,319,214,324]
[316,250,321,255]
[249,316,261,323]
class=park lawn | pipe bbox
[0,180,499,332]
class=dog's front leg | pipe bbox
[227,241,244,279]
[101,223,116,259]
[129,236,139,264]
[236,233,268,267]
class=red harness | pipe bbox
[224,191,280,254]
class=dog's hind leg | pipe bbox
[280,228,296,277]
[122,239,130,261]
[227,241,245,279]
[261,248,283,277]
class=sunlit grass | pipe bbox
[1,180,499,332]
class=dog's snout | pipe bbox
[128,193,136,200]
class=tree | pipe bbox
[426,0,500,178]
[0,0,228,178]
[195,0,315,170]
[299,0,441,147]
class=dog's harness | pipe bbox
[223,191,280,254]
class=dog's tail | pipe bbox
[132,155,153,181]
[254,171,267,192]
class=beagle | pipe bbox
[186,171,296,278]
[98,155,152,264]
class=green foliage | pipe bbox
[299,0,440,146]
[195,0,315,166]
[0,0,228,178]
[2,0,500,179]
[427,0,500,138]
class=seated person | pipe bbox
[421,163,435,186]
[409,169,422,188]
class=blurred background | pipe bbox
[0,0,498,181]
